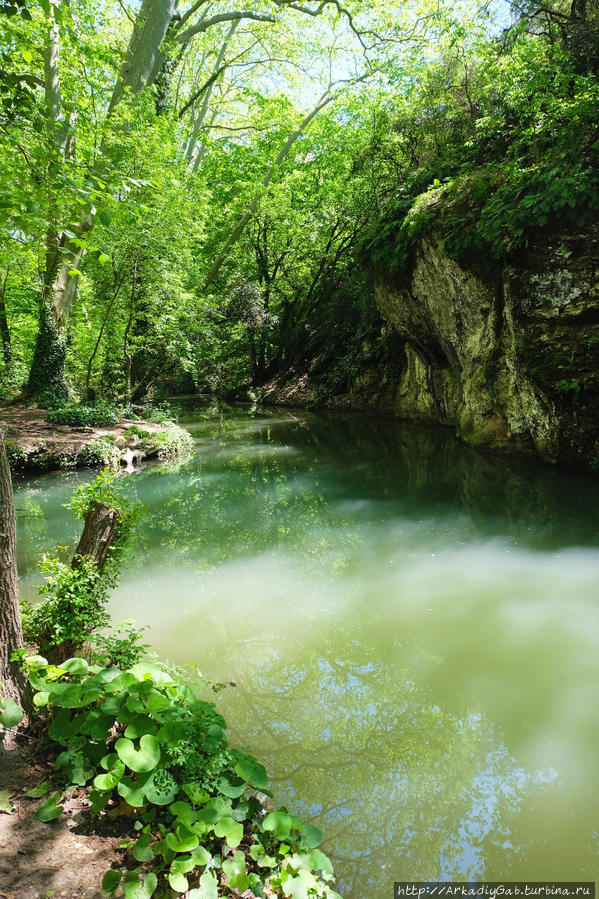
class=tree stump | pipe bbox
[72,501,121,570]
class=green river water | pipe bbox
[13,405,599,894]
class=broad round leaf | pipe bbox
[166,823,199,853]
[132,833,155,862]
[124,716,156,739]
[118,776,148,808]
[214,816,243,848]
[62,657,89,675]
[168,871,189,893]
[216,776,245,799]
[36,792,63,822]
[115,735,160,773]
[0,698,24,728]
[143,768,178,805]
[234,758,268,790]
[123,871,158,899]
[102,869,122,894]
[262,809,292,841]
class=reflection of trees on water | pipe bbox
[216,631,558,896]
[128,407,599,573]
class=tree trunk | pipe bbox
[109,0,177,113]
[72,502,121,571]
[0,432,26,710]
[0,269,11,367]
[27,0,175,398]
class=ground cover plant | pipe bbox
[25,654,340,898]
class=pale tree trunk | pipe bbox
[0,432,26,710]
[109,0,177,114]
[185,20,239,167]
[28,0,176,398]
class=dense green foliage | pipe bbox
[25,654,340,898]
[361,31,599,271]
[1,0,595,407]
[22,470,140,656]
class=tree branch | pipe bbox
[176,10,276,44]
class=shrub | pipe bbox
[25,655,341,899]
[92,620,150,670]
[21,471,141,660]
[48,401,121,427]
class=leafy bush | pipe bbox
[93,620,150,670]
[22,471,140,660]
[48,401,121,427]
[22,556,110,659]
[25,655,340,899]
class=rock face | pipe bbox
[373,225,599,470]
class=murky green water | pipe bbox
[14,406,599,894]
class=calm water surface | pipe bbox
[14,406,599,894]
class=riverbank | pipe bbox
[0,741,123,898]
[0,405,193,471]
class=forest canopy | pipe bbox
[1,0,598,405]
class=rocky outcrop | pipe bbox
[373,225,599,470]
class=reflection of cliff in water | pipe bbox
[216,626,559,894]
[173,403,599,552]
[296,410,599,549]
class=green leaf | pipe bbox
[300,824,322,848]
[310,848,333,875]
[197,796,232,826]
[123,871,158,899]
[102,870,122,894]
[188,870,217,899]
[169,801,197,827]
[25,782,52,799]
[214,816,243,848]
[93,757,125,791]
[88,789,111,813]
[124,717,156,739]
[216,776,245,798]
[235,758,268,790]
[168,871,188,893]
[222,849,246,879]
[98,253,110,265]
[262,809,292,841]
[62,657,89,675]
[33,692,50,707]
[118,775,149,808]
[190,845,211,866]
[166,823,199,853]
[171,854,195,874]
[143,768,178,805]
[0,698,24,728]
[132,833,154,862]
[115,735,160,773]
[0,789,14,814]
[36,792,63,822]
[284,876,309,899]
[181,781,209,804]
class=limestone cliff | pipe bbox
[372,225,599,470]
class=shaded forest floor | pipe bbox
[0,742,123,897]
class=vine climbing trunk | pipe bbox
[0,431,26,711]
[26,0,177,398]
